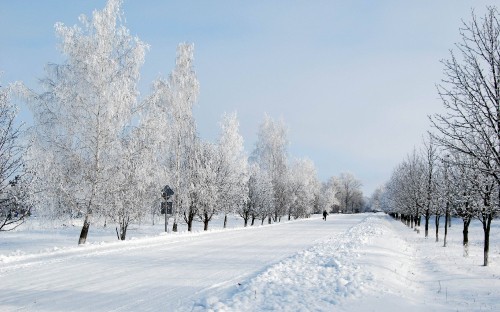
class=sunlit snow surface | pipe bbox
[0,214,499,311]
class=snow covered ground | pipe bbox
[0,213,499,311]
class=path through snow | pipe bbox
[1,213,499,311]
[0,214,357,311]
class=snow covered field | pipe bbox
[0,213,499,311]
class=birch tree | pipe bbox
[25,0,147,244]
[288,158,319,219]
[106,127,157,240]
[245,163,274,226]
[251,114,288,222]
[195,142,219,231]
[146,43,199,232]
[216,112,249,228]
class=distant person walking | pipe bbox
[322,210,328,221]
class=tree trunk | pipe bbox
[184,206,195,232]
[203,211,209,231]
[122,217,129,240]
[463,217,471,256]
[172,222,178,232]
[244,217,248,227]
[435,215,440,242]
[223,214,227,229]
[483,213,492,266]
[116,225,127,240]
[204,219,209,231]
[424,210,430,238]
[251,215,256,226]
[444,209,449,247]
[78,214,91,245]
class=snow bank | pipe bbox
[199,216,385,311]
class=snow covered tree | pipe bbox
[384,166,406,217]
[404,151,426,231]
[422,136,438,238]
[319,177,339,213]
[446,151,479,255]
[468,159,498,263]
[146,43,199,232]
[369,186,384,212]
[216,112,249,228]
[0,83,32,231]
[440,154,453,247]
[195,141,219,231]
[106,127,157,240]
[334,172,364,213]
[24,0,147,244]
[251,114,288,222]
[431,160,448,242]
[430,7,500,265]
[244,163,274,226]
[287,158,319,219]
[384,151,427,231]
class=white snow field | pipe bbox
[0,214,499,311]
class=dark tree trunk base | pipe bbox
[424,212,430,238]
[78,216,91,245]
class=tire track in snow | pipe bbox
[0,218,315,275]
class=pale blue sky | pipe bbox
[0,0,496,195]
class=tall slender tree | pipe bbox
[251,114,288,222]
[146,43,199,232]
[24,0,147,244]
[216,112,249,228]
[422,136,438,238]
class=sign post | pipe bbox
[161,185,175,233]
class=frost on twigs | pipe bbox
[26,0,149,243]
[0,82,33,232]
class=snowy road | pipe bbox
[0,214,360,311]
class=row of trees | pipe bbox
[0,0,366,243]
[380,7,500,266]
